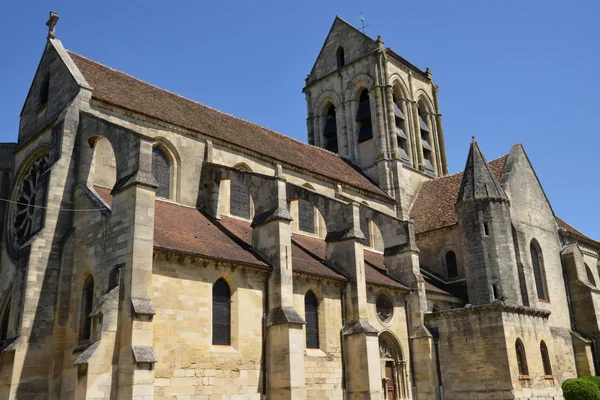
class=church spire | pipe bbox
[457,138,507,203]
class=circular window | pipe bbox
[7,153,49,253]
[376,293,394,323]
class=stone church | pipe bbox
[0,11,598,400]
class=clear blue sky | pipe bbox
[1,1,598,239]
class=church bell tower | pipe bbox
[303,16,449,217]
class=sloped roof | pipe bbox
[291,235,409,290]
[92,187,409,287]
[94,186,268,268]
[457,141,507,202]
[557,217,600,247]
[410,155,508,235]
[69,51,389,199]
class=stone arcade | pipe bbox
[0,12,598,400]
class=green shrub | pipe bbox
[583,376,600,390]
[562,378,600,400]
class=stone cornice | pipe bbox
[426,301,551,320]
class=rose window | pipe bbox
[12,155,48,246]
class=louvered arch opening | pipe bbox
[356,89,373,143]
[324,104,338,153]
[212,278,231,346]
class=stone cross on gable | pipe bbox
[46,11,59,39]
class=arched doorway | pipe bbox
[379,332,409,399]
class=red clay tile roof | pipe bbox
[94,186,267,268]
[363,250,450,294]
[557,217,600,247]
[219,217,347,281]
[93,187,415,288]
[410,155,508,235]
[70,51,389,199]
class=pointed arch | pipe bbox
[152,146,171,199]
[445,251,458,279]
[540,340,552,376]
[323,103,338,153]
[336,46,345,69]
[515,338,529,376]
[585,263,596,287]
[379,331,408,399]
[305,290,319,349]
[530,239,549,301]
[88,136,117,190]
[392,84,411,166]
[80,274,94,342]
[212,278,231,345]
[417,98,435,174]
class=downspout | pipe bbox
[262,273,270,399]
[405,297,418,400]
[340,286,348,398]
[559,234,600,376]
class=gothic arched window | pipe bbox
[0,298,11,345]
[540,340,552,376]
[230,180,251,219]
[298,200,315,234]
[152,147,170,198]
[530,240,549,301]
[80,275,94,342]
[356,89,373,143]
[212,279,231,346]
[324,105,338,153]
[336,46,345,69]
[445,251,458,279]
[305,291,319,349]
[515,338,529,376]
[586,264,596,287]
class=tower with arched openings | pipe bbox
[303,16,449,218]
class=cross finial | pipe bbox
[359,11,369,34]
[46,11,59,39]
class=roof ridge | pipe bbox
[66,50,349,161]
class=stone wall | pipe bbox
[152,254,267,399]
[426,305,563,400]
[415,226,464,281]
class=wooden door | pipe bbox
[385,361,396,399]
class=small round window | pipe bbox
[376,293,394,323]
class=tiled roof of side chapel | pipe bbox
[67,51,390,199]
[409,154,509,235]
[93,186,410,291]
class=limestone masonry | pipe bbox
[0,12,597,400]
